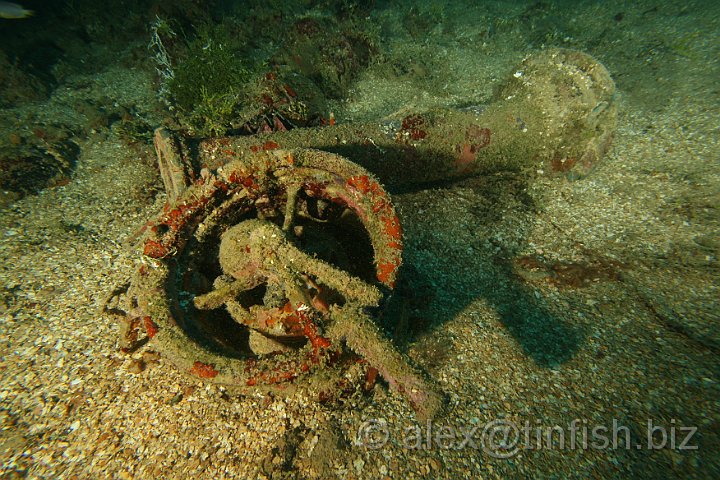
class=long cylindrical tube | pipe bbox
[195,49,617,188]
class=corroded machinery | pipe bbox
[116,49,617,419]
[125,146,441,419]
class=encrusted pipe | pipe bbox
[195,49,617,187]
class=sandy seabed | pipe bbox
[1,1,718,478]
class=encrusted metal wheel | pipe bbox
[123,146,440,418]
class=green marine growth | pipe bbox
[158,22,251,137]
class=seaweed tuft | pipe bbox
[167,23,251,136]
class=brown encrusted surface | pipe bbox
[1,1,719,478]
[196,47,618,188]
